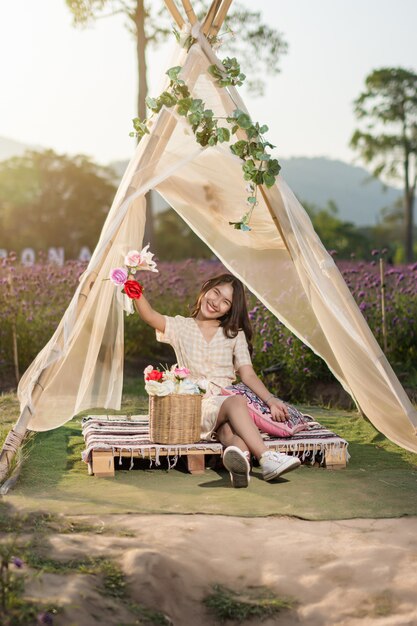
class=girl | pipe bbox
[134,273,301,488]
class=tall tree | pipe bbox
[65,0,288,244]
[154,208,212,260]
[351,68,417,262]
[0,150,116,258]
[304,199,370,259]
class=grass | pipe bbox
[127,603,171,626]
[1,384,417,520]
[348,590,396,620]
[0,600,59,626]
[0,535,61,626]
[15,537,170,626]
[0,509,126,535]
[203,584,294,622]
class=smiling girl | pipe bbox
[134,273,300,488]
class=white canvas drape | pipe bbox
[17,37,417,453]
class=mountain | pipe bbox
[0,135,401,227]
[110,156,402,226]
[279,157,401,226]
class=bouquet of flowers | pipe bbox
[109,245,157,299]
[144,364,208,397]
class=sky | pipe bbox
[0,0,416,166]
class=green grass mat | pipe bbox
[1,393,416,520]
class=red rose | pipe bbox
[146,370,163,381]
[123,279,143,299]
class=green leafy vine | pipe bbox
[131,57,280,231]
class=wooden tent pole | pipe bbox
[197,30,293,257]
[379,257,388,353]
[202,0,223,35]
[259,186,293,258]
[208,0,233,37]
[163,0,185,28]
[180,0,197,25]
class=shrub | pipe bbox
[1,256,416,401]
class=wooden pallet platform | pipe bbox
[89,441,348,477]
[89,444,222,477]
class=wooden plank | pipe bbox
[113,447,222,459]
[163,0,185,28]
[208,0,233,37]
[202,0,222,35]
[180,0,197,24]
[187,454,206,474]
[92,450,115,477]
[324,448,347,470]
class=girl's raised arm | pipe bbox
[133,294,166,333]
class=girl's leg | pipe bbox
[216,422,249,454]
[216,396,268,460]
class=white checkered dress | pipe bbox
[156,315,252,438]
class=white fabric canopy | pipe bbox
[17,36,417,453]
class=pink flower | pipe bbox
[124,250,142,267]
[109,267,128,285]
[125,245,158,272]
[137,245,158,272]
[174,366,190,379]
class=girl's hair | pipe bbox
[191,273,253,354]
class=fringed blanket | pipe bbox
[81,415,349,469]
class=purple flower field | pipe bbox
[1,256,416,399]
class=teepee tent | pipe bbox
[1,0,416,481]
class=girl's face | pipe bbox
[200,283,233,320]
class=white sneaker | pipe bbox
[222,446,251,488]
[260,450,301,481]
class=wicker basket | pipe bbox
[149,394,202,444]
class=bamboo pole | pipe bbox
[196,28,292,255]
[11,322,19,385]
[379,257,388,353]
[208,0,233,37]
[7,272,20,385]
[258,187,293,259]
[180,0,197,24]
[202,0,223,35]
[163,0,185,28]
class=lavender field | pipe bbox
[1,255,416,400]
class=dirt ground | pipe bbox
[18,513,417,626]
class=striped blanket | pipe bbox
[81,415,349,469]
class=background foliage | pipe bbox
[0,150,116,258]
[1,257,416,402]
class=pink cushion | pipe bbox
[221,383,310,438]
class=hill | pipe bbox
[280,157,401,226]
[111,156,402,226]
[0,136,401,227]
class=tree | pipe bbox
[368,197,417,263]
[154,207,212,260]
[65,0,288,244]
[350,68,417,262]
[304,199,370,259]
[0,150,116,258]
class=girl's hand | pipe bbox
[267,398,289,422]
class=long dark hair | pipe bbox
[191,274,253,354]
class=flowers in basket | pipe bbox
[144,365,208,397]
[109,245,157,299]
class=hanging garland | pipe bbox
[131,55,280,231]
